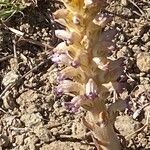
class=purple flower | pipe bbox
[55,30,73,42]
[63,95,92,112]
[57,73,66,81]
[54,87,63,96]
[64,101,80,112]
[51,52,81,68]
[56,80,83,95]
[63,91,98,112]
[53,42,68,54]
[51,53,72,65]
[71,60,80,68]
[63,95,83,112]
[55,30,79,45]
[85,78,98,100]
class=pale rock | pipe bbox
[136,52,150,72]
[2,71,19,87]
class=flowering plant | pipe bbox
[52,0,126,149]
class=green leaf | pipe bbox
[0,9,16,19]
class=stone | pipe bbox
[136,52,150,72]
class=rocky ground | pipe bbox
[0,0,150,150]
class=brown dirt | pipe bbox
[0,0,150,150]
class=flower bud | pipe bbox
[71,60,80,68]
[64,94,94,112]
[56,80,84,95]
[53,9,68,19]
[85,78,98,99]
[63,95,82,112]
[64,101,80,112]
[72,15,81,25]
[55,30,73,41]
[51,53,72,65]
[55,30,81,45]
[58,66,86,82]
[53,42,68,54]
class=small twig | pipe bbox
[21,54,53,78]
[132,10,143,17]
[1,22,54,49]
[0,83,14,99]
[48,123,66,130]
[12,38,19,72]
[9,127,30,133]
[126,73,135,82]
[142,103,150,110]
[128,0,145,16]
[57,134,82,141]
[0,108,8,114]
[13,39,17,59]
[18,37,54,49]
[2,10,17,22]
[0,55,13,62]
[133,102,150,119]
[7,27,24,36]
[126,111,150,138]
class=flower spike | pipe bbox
[53,0,126,149]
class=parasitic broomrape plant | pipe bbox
[52,0,126,149]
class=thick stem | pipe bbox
[83,100,122,150]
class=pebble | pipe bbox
[141,46,147,52]
[132,45,140,53]
[0,134,10,147]
[140,77,150,84]
[136,52,150,72]
[117,46,127,58]
[33,126,53,142]
[133,108,142,120]
[121,0,128,6]
[20,113,42,127]
[142,33,149,43]
[2,71,19,87]
[119,34,125,42]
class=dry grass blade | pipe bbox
[8,27,24,36]
[0,55,13,62]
